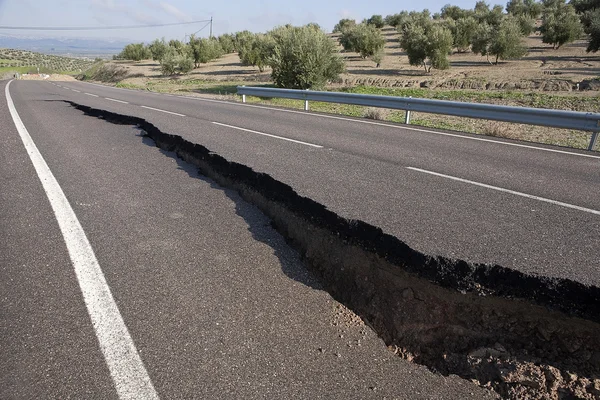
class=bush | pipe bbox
[237,33,275,72]
[189,36,224,66]
[363,107,388,120]
[168,39,186,55]
[160,48,178,75]
[339,23,385,60]
[365,15,385,29]
[333,19,356,33]
[148,38,168,62]
[177,55,194,74]
[447,16,478,52]
[506,0,543,18]
[541,2,584,49]
[472,16,527,64]
[385,13,406,28]
[117,43,150,61]
[400,20,453,72]
[268,24,345,89]
[571,0,600,52]
[218,34,236,53]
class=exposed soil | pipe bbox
[104,27,600,95]
[65,100,600,399]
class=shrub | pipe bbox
[117,43,150,61]
[168,39,186,55]
[339,23,385,60]
[268,24,345,89]
[237,33,275,72]
[541,2,584,49]
[189,36,224,66]
[363,107,388,120]
[148,38,168,62]
[571,0,600,52]
[384,12,409,28]
[218,34,236,53]
[333,18,356,33]
[365,15,385,29]
[177,55,194,74]
[447,16,478,52]
[160,48,178,75]
[506,0,543,18]
[400,21,453,72]
[472,16,528,64]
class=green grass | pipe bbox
[77,73,599,150]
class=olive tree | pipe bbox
[400,22,453,72]
[148,38,168,62]
[117,43,150,61]
[268,24,345,89]
[339,23,385,61]
[472,16,528,64]
[541,2,584,48]
[571,0,600,52]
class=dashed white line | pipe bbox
[84,92,99,97]
[72,89,81,93]
[407,166,600,216]
[183,97,600,160]
[76,81,599,159]
[212,121,323,148]
[106,98,129,104]
[140,105,185,116]
[5,80,159,400]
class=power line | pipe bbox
[0,20,211,31]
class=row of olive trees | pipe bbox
[332,0,595,73]
[116,34,237,75]
[115,25,344,87]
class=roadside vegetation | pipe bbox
[84,0,600,150]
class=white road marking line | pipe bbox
[212,121,323,148]
[78,81,598,159]
[182,97,600,160]
[72,89,81,93]
[140,105,185,116]
[406,166,600,216]
[5,80,159,400]
[84,92,99,97]
[106,98,129,104]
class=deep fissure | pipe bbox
[64,101,600,399]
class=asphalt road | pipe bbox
[1,79,499,398]
[17,79,600,285]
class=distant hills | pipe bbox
[0,35,129,58]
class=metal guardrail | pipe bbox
[237,86,600,151]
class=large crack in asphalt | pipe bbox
[65,101,600,399]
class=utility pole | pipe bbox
[209,17,213,38]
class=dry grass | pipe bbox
[79,27,600,150]
[363,107,389,120]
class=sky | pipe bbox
[0,0,505,43]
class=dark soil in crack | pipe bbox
[64,100,600,399]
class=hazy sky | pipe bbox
[0,0,502,42]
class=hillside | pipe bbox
[90,27,600,95]
[0,48,96,77]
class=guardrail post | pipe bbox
[304,89,309,111]
[589,131,599,151]
[404,96,412,124]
